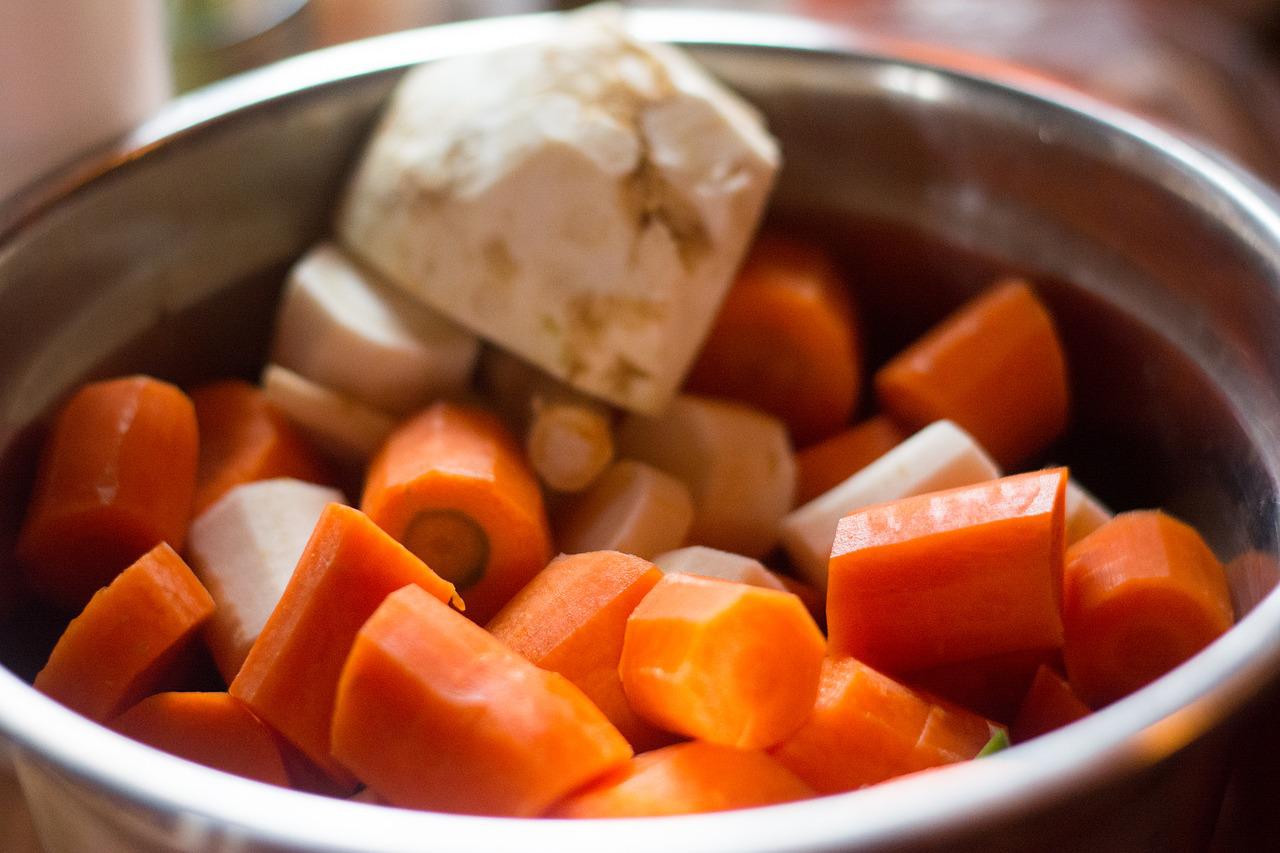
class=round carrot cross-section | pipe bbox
[619,573,824,749]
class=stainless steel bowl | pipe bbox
[3,9,1280,852]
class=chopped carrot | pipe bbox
[190,379,333,515]
[1062,511,1233,708]
[17,376,198,610]
[110,692,290,787]
[487,551,674,752]
[555,460,694,560]
[619,574,824,749]
[361,401,551,623]
[794,416,907,504]
[229,503,458,791]
[686,234,862,445]
[547,741,814,818]
[1010,665,1091,743]
[874,279,1069,468]
[905,647,1062,724]
[827,468,1067,674]
[34,543,214,722]
[331,584,632,816]
[771,656,999,793]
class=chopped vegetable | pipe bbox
[260,364,397,468]
[827,468,1067,674]
[619,573,824,749]
[555,459,694,560]
[905,647,1062,724]
[1064,478,1112,546]
[186,478,346,682]
[547,741,814,818]
[771,657,1000,793]
[1062,511,1233,708]
[976,729,1010,757]
[34,543,214,722]
[874,279,1069,468]
[487,550,673,752]
[190,379,333,516]
[617,395,796,558]
[110,692,290,786]
[653,545,787,591]
[271,243,479,415]
[685,234,862,444]
[17,376,198,610]
[794,415,906,505]
[331,584,632,816]
[780,419,1000,593]
[1010,665,1091,743]
[229,503,458,791]
[361,401,551,622]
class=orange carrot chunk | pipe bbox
[771,657,1000,793]
[794,416,907,504]
[905,647,1062,724]
[874,280,1068,468]
[487,551,674,752]
[547,741,814,818]
[229,503,457,792]
[1062,511,1233,708]
[686,234,862,445]
[331,584,632,816]
[110,692,290,787]
[34,543,214,722]
[190,379,332,515]
[619,574,824,749]
[827,468,1067,674]
[362,401,552,623]
[17,376,198,610]
[1010,664,1091,743]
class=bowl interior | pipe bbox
[2,14,1280,851]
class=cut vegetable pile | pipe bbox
[13,6,1243,822]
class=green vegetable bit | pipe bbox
[976,729,1010,757]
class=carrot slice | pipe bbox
[110,692,290,787]
[34,543,214,722]
[771,657,999,793]
[827,468,1067,674]
[487,551,673,752]
[332,584,632,816]
[17,376,198,610]
[547,741,814,818]
[1062,511,1233,708]
[794,416,907,504]
[905,647,1062,724]
[686,234,861,445]
[361,401,551,623]
[619,574,824,749]
[229,503,457,791]
[1010,665,1091,743]
[190,379,333,515]
[874,279,1068,468]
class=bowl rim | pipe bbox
[4,8,1280,851]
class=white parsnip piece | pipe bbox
[653,545,786,591]
[271,243,479,415]
[337,7,779,414]
[260,364,396,466]
[617,395,795,558]
[779,420,1000,592]
[556,459,693,560]
[186,478,346,682]
[1064,478,1112,545]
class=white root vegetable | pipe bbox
[653,545,787,591]
[271,242,479,415]
[779,420,1000,592]
[617,395,795,559]
[1064,478,1112,545]
[337,6,779,414]
[186,478,346,682]
[260,364,396,466]
[556,459,694,560]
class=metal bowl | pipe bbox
[3,9,1280,852]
